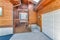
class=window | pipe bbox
[20,13,28,20]
[33,0,40,3]
[33,0,41,5]
[19,12,28,22]
[0,7,2,16]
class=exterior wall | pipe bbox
[0,0,13,27]
[13,4,37,25]
[29,4,37,24]
[29,10,37,24]
[37,0,60,31]
[0,0,13,36]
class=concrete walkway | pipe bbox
[10,32,52,40]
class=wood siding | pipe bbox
[37,0,60,31]
[0,0,13,27]
[29,4,37,24]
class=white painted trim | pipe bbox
[0,27,13,36]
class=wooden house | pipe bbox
[0,0,60,40]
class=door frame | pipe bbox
[13,8,29,33]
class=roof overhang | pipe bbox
[35,0,52,11]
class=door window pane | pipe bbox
[19,12,28,20]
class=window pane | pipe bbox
[33,0,40,2]
[19,13,28,20]
[0,7,2,16]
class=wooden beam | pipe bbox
[10,0,21,5]
[13,4,21,7]
[35,0,52,11]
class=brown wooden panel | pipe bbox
[10,0,20,5]
[0,25,13,28]
[28,4,37,24]
[37,0,60,32]
[0,0,13,27]
[35,0,52,11]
